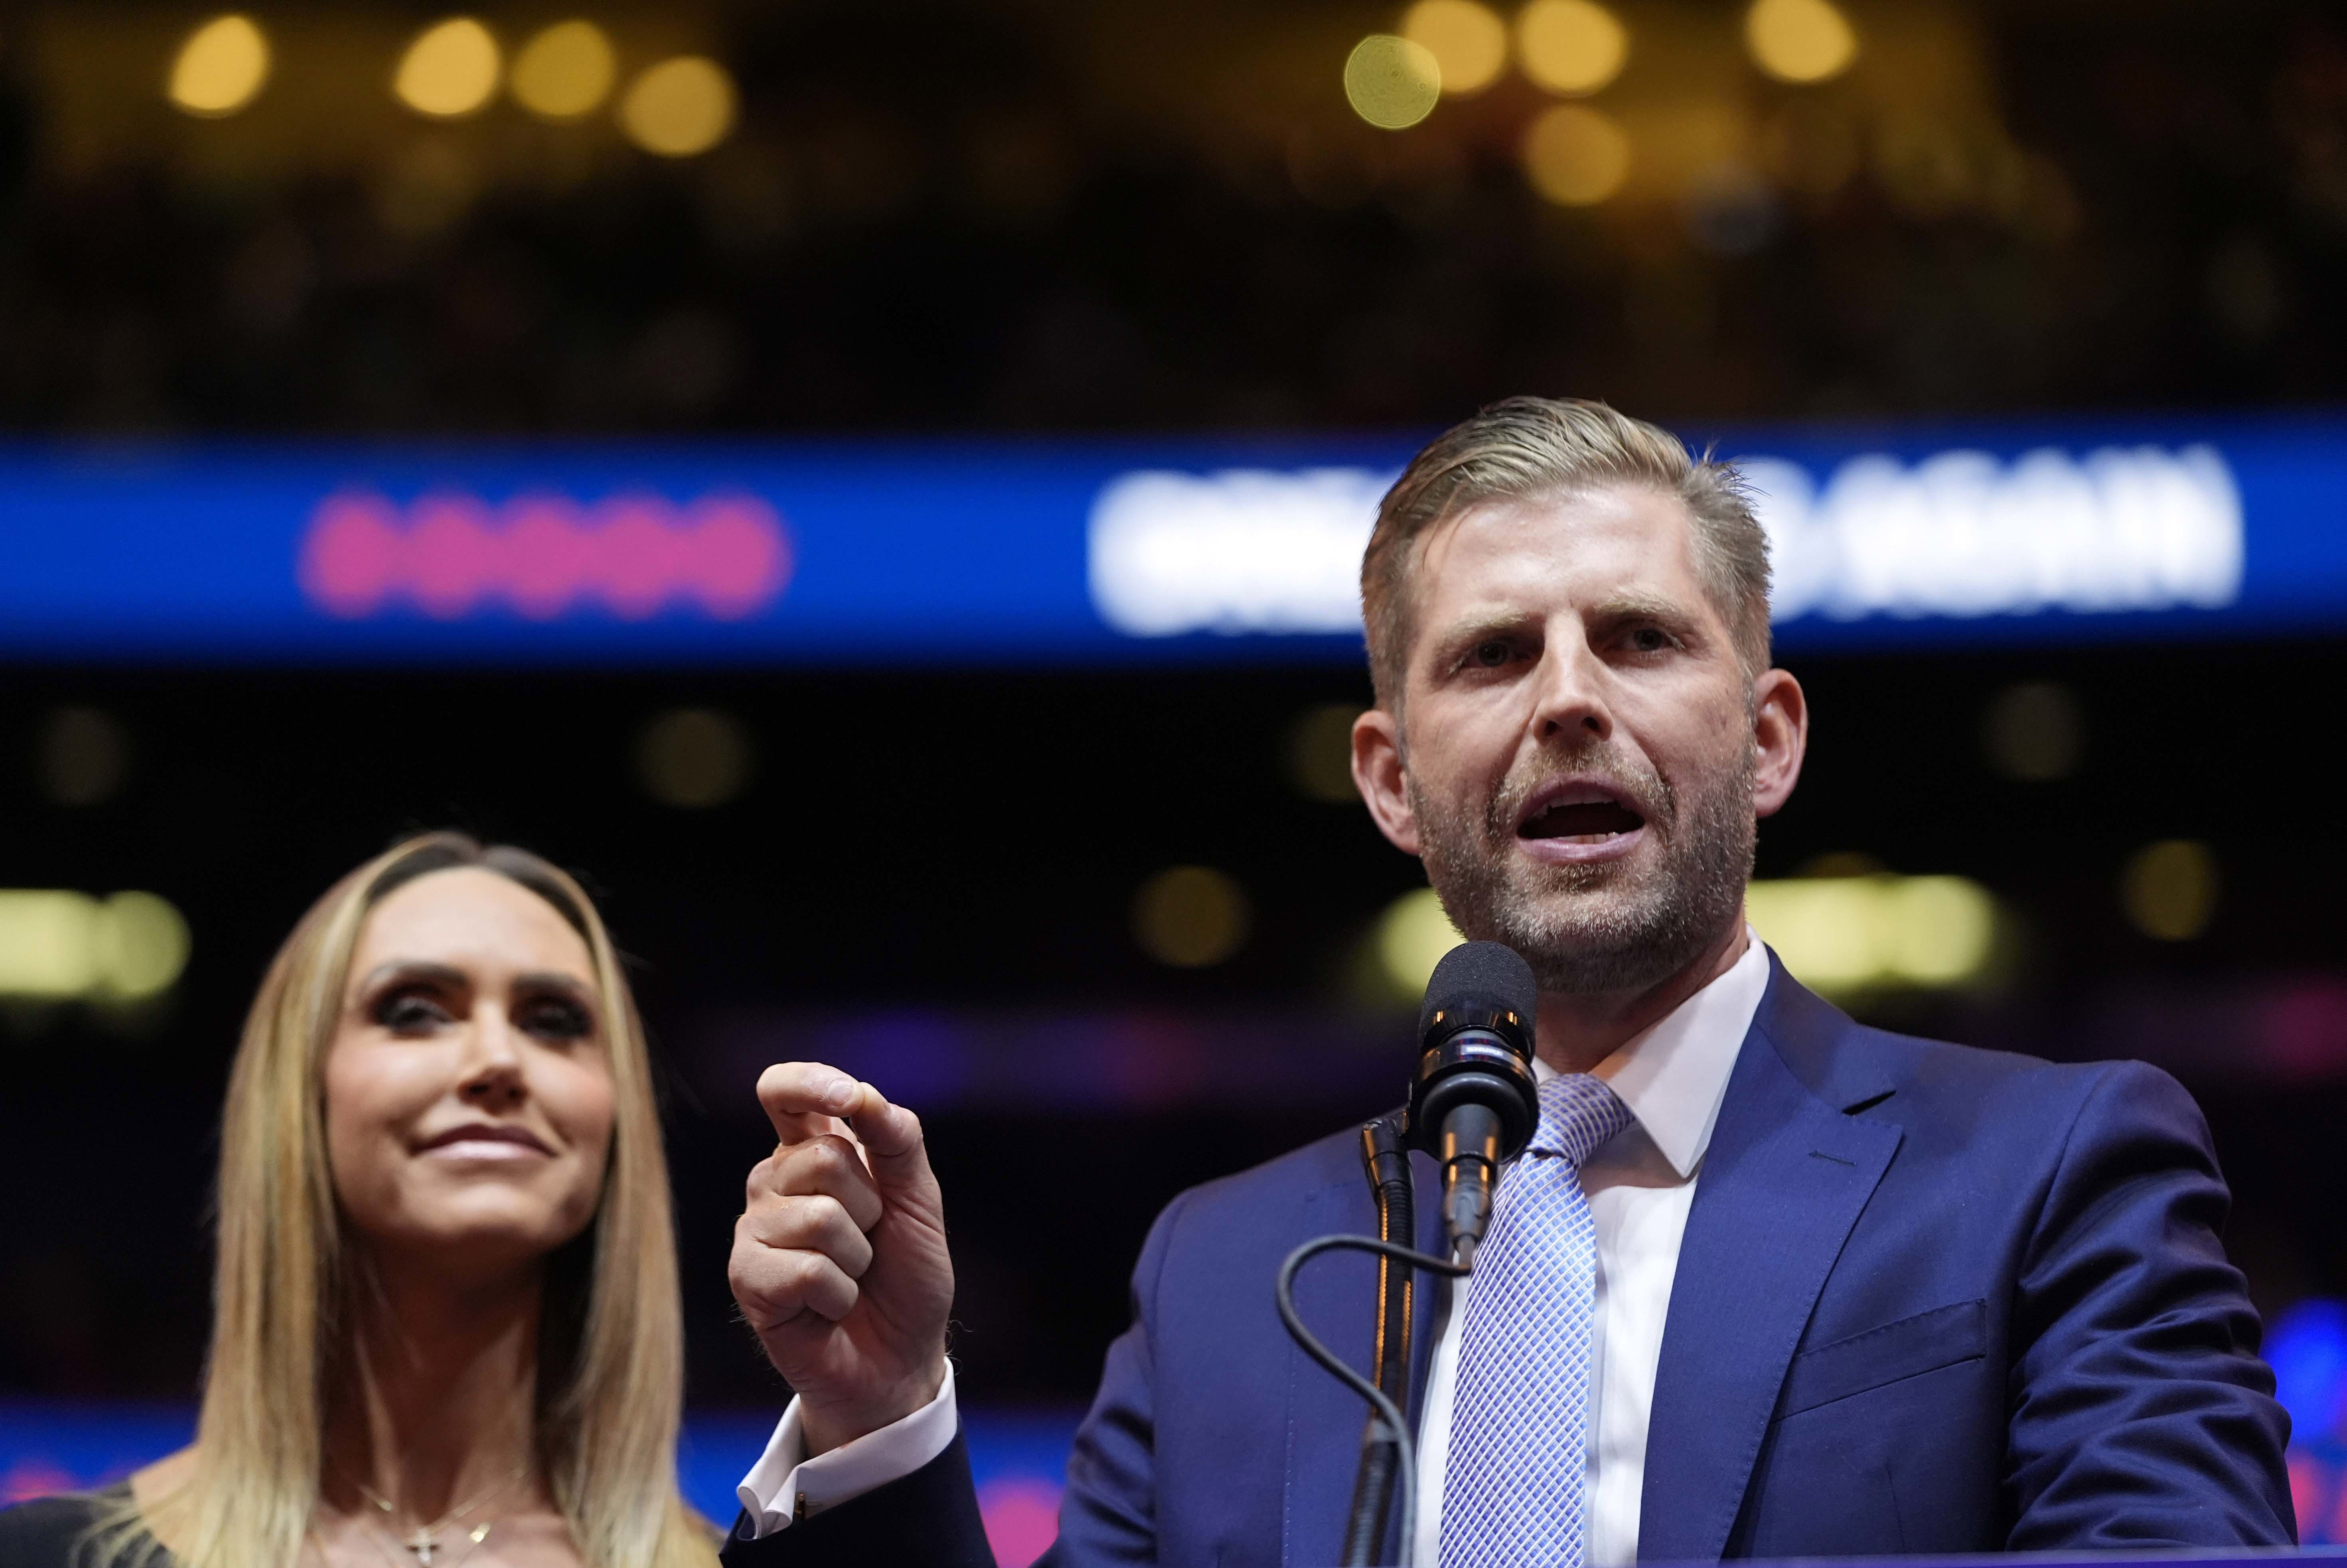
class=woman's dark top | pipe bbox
[0,1486,173,1567]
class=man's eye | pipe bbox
[1471,639,1512,668]
[1629,626,1671,653]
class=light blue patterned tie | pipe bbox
[1440,1073,1633,1568]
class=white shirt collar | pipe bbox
[1530,931,1771,1181]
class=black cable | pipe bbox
[1277,1233,1469,1566]
[1343,1116,1417,1566]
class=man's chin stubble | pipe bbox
[1486,866,1732,995]
[1417,768,1755,997]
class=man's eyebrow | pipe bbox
[1589,592,1701,626]
[1427,608,1541,649]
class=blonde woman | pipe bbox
[0,834,719,1568]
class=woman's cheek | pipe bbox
[550,1057,618,1176]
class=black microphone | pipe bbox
[1407,941,1540,1268]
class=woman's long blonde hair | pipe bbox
[100,832,715,1568]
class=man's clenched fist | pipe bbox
[729,1063,954,1455]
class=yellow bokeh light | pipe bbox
[511,20,618,120]
[1133,867,1252,968]
[1402,0,1508,97]
[1883,876,1997,985]
[0,889,191,1001]
[96,892,193,1001]
[0,892,99,998]
[1746,874,2000,998]
[168,14,271,117]
[1284,702,1364,804]
[394,18,503,119]
[1520,103,1630,204]
[1745,0,1858,84]
[619,57,740,157]
[1344,35,1443,130]
[2120,840,2218,942]
[636,708,754,809]
[1375,887,1465,999]
[1517,0,1627,97]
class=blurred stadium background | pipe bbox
[6,1,2347,1560]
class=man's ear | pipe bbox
[1751,667,1808,819]
[1352,707,1423,855]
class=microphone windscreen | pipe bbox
[1419,940,1539,1041]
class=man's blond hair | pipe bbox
[1360,396,1773,708]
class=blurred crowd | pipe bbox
[2,1,2344,435]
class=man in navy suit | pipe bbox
[719,398,2295,1565]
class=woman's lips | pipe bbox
[416,1124,552,1160]
[421,1138,547,1162]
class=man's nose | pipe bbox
[1529,634,1614,742]
[456,1004,528,1108]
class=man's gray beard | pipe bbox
[1411,738,1756,996]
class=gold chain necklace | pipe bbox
[340,1464,527,1567]
[312,1515,495,1568]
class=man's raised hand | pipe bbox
[728,1063,954,1455]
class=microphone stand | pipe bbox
[1341,1114,1416,1566]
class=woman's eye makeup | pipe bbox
[372,989,454,1033]
[516,996,594,1041]
[361,973,594,1041]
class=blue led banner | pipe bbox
[3,414,2344,664]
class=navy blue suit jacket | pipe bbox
[725,959,2294,1566]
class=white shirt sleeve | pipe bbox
[733,1362,960,1539]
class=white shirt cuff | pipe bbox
[733,1362,959,1538]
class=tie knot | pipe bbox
[1530,1073,1631,1167]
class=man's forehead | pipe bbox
[1413,483,1707,616]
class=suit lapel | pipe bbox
[1637,974,1903,1561]
[1279,1176,1386,1568]
[1272,1149,1449,1567]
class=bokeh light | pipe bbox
[1746,874,1999,997]
[94,893,193,1001]
[1375,886,1465,999]
[2267,1300,2347,1448]
[636,708,754,808]
[36,706,131,807]
[1745,0,1858,84]
[394,18,503,120]
[1402,0,1509,98]
[0,890,191,1002]
[1521,103,1631,205]
[1133,866,1252,968]
[167,15,272,118]
[1343,36,1443,130]
[1283,702,1362,804]
[0,892,99,998]
[1517,0,1628,98]
[2121,840,2218,941]
[1981,680,2083,782]
[511,21,619,120]
[619,57,739,157]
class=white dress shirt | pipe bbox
[739,935,1769,1554]
[1414,933,1765,1566]
[736,1361,961,1534]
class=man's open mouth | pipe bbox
[1517,791,1646,843]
